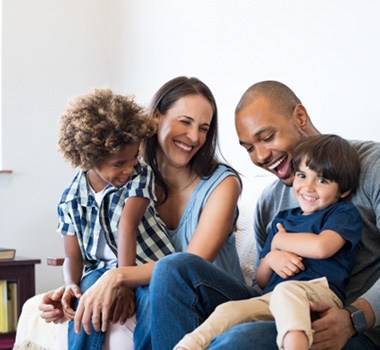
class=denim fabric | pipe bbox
[209,321,278,349]
[133,285,151,350]
[209,321,377,350]
[68,268,107,350]
[148,252,258,349]
[146,252,377,350]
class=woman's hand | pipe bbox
[74,269,123,334]
[38,286,68,324]
[109,286,136,324]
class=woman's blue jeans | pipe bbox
[147,252,377,350]
[68,268,107,350]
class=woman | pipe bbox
[19,76,243,349]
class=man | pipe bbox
[148,81,380,349]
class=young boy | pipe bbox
[57,88,175,349]
[175,134,362,350]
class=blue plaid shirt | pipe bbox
[57,161,175,275]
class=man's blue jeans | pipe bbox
[148,252,377,350]
[207,321,376,349]
[68,268,107,350]
[149,252,257,349]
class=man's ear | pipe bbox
[340,189,352,199]
[292,104,309,129]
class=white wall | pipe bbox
[0,0,119,292]
[1,0,380,293]
[115,0,380,179]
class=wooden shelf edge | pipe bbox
[0,170,13,174]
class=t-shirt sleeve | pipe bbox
[57,202,76,236]
[321,204,362,250]
[126,163,156,202]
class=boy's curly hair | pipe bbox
[58,88,156,170]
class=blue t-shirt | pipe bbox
[260,201,362,300]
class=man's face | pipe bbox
[235,97,307,186]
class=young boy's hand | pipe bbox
[267,250,304,279]
[62,284,82,320]
[38,286,67,323]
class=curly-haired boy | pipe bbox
[57,88,175,349]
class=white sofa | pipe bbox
[13,175,274,350]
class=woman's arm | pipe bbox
[185,176,241,261]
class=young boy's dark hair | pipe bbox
[292,134,361,194]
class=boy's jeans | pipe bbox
[68,268,107,350]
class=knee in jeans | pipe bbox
[155,252,201,275]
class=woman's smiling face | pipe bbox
[156,94,213,168]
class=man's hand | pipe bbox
[38,286,68,324]
[310,301,355,350]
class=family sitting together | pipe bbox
[17,77,380,349]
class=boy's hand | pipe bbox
[38,286,68,323]
[271,223,288,250]
[62,284,82,320]
[266,250,304,279]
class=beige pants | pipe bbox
[174,277,342,350]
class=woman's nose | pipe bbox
[186,127,199,143]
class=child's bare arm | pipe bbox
[271,223,346,259]
[118,196,150,266]
[256,250,304,289]
[62,235,84,318]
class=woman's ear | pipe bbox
[153,113,161,130]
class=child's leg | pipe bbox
[174,294,273,350]
[68,268,108,350]
[282,330,309,350]
[269,278,342,350]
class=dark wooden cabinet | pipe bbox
[0,258,41,350]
